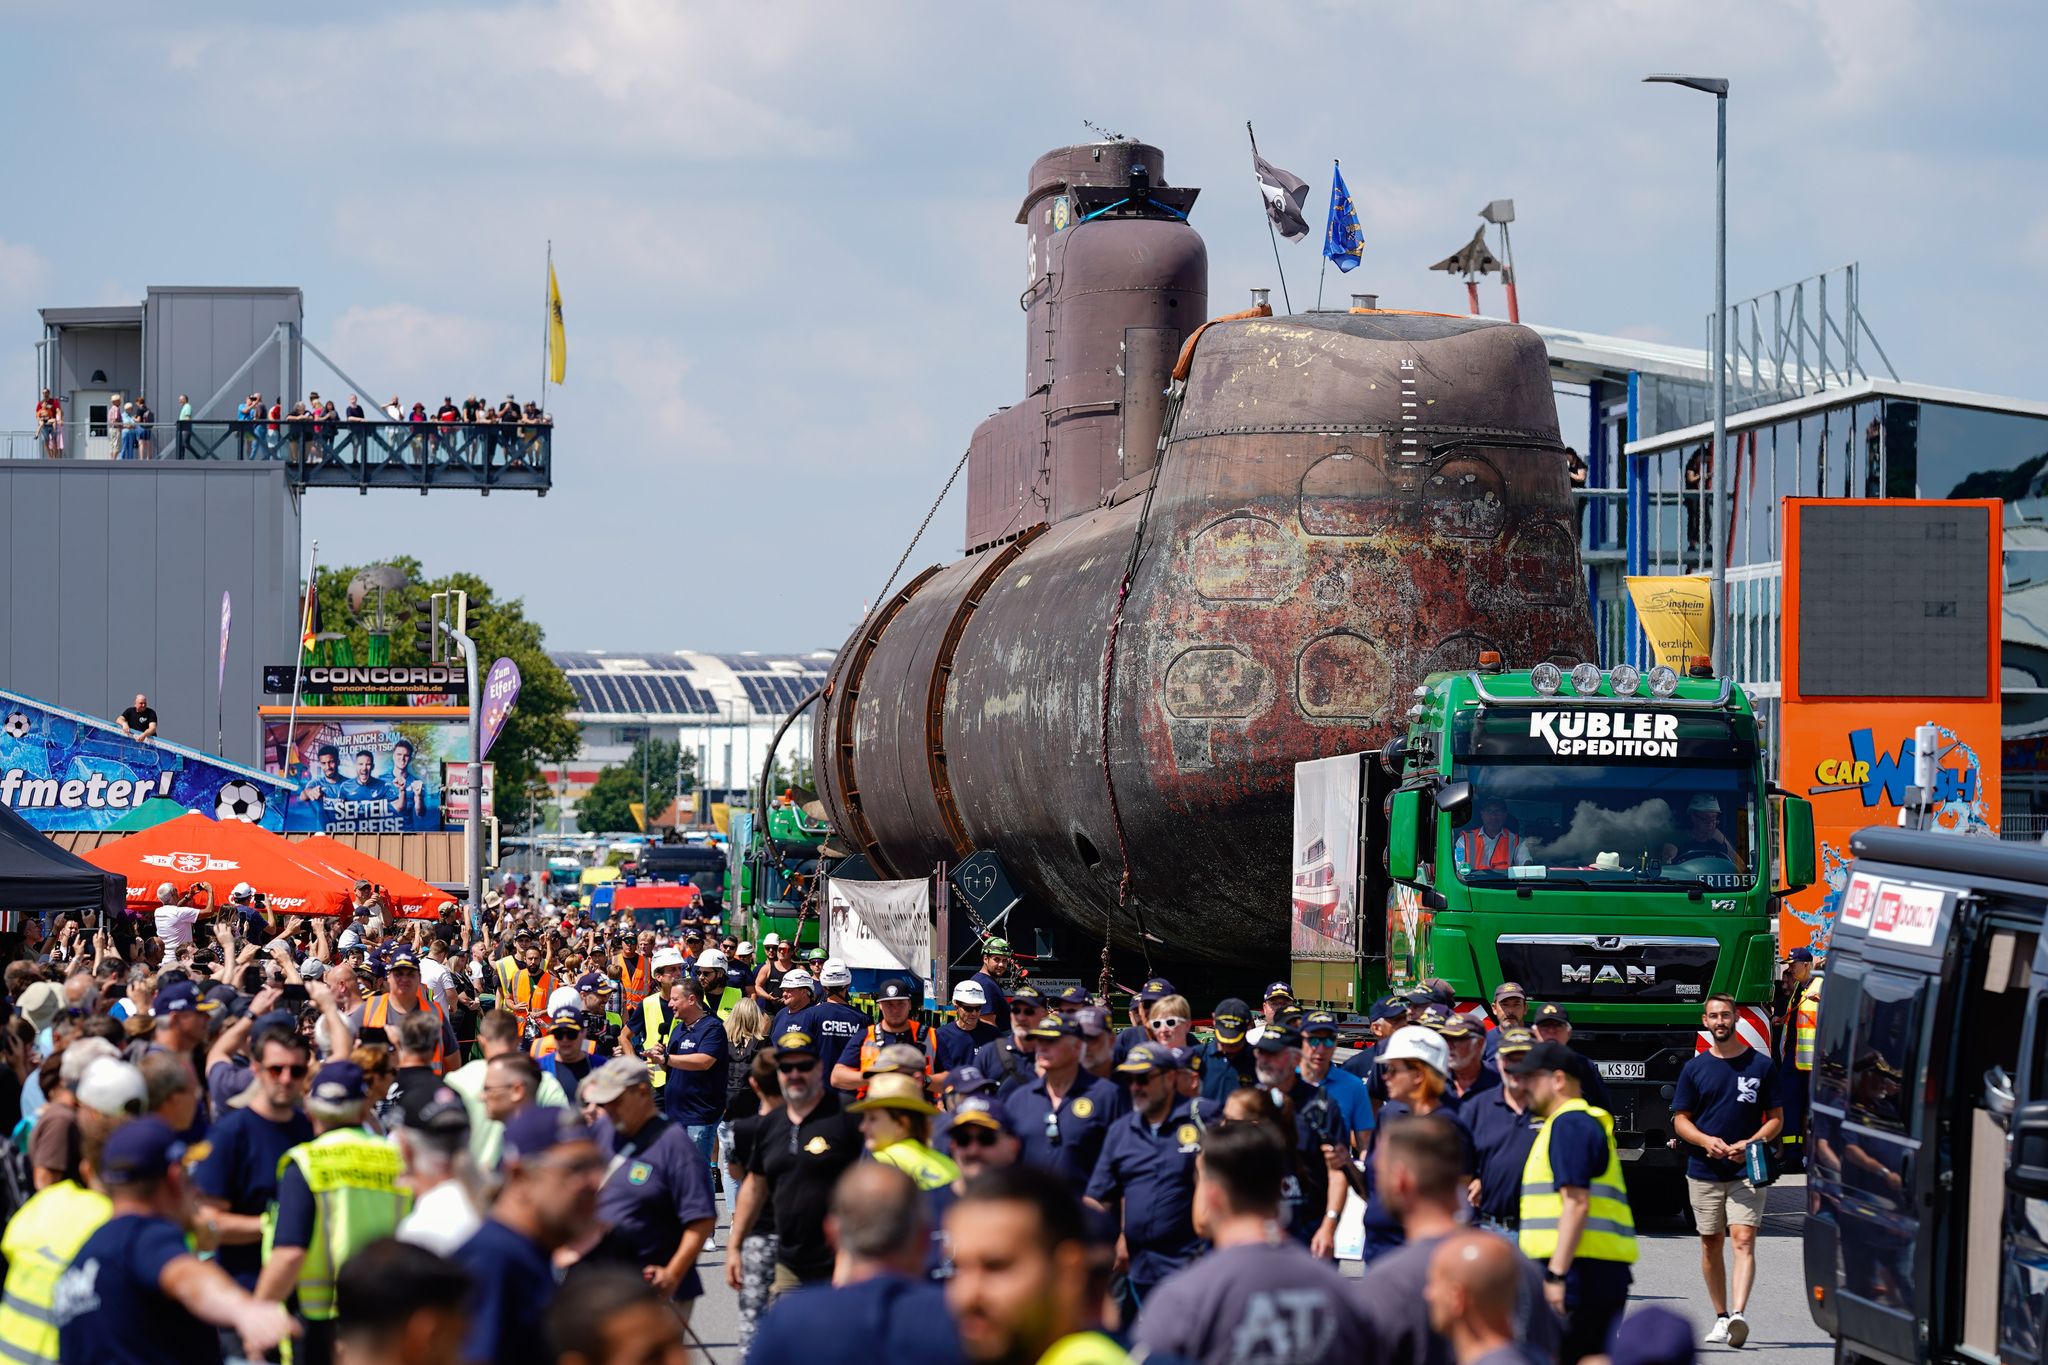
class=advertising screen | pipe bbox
[0,687,289,831]
[261,709,470,834]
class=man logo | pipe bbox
[1737,1076,1761,1103]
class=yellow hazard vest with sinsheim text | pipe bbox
[262,1127,411,1321]
[1519,1097,1638,1265]
[1794,974,1822,1072]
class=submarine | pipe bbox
[814,139,1595,964]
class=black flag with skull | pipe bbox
[1253,155,1312,241]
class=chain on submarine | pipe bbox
[814,141,1595,965]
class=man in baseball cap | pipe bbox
[57,1117,296,1363]
[1260,981,1295,1024]
[574,1056,717,1318]
[831,977,935,1094]
[1484,981,1530,1071]
[1004,1012,1123,1196]
[966,984,1043,1102]
[1530,1003,1611,1108]
[452,1106,604,1363]
[1195,997,1257,1106]
[1094,1042,1202,1299]
[938,978,999,1084]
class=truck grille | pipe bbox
[1496,935,1720,1005]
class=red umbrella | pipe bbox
[295,835,451,921]
[82,812,353,917]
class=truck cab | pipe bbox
[1377,658,1814,1202]
[1806,826,2048,1364]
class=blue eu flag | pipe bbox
[1324,162,1364,273]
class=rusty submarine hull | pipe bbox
[815,140,1594,964]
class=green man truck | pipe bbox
[1293,654,1815,1202]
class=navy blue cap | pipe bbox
[310,1060,366,1104]
[1252,1026,1303,1054]
[1210,998,1252,1044]
[1262,981,1294,1002]
[99,1117,186,1185]
[1026,1014,1082,1040]
[1007,984,1044,1005]
[1136,977,1176,1003]
[1050,984,1090,1007]
[947,1095,1018,1137]
[385,945,420,971]
[1370,997,1409,1023]
[945,1066,998,1096]
[876,978,914,1002]
[1116,1042,1182,1075]
[1535,1002,1571,1024]
[152,980,208,1017]
[1302,1011,1340,1037]
[772,1029,821,1059]
[502,1106,595,1161]
[1788,947,1814,963]
[249,1009,298,1037]
[1607,1305,1697,1365]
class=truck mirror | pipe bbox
[1781,795,1815,893]
[1434,780,1473,828]
[2010,1101,2048,1198]
[1388,789,1424,881]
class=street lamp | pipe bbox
[1644,73,1729,679]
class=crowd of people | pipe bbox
[0,883,1792,1365]
[29,387,551,467]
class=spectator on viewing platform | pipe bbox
[383,395,403,421]
[176,394,192,457]
[346,394,365,420]
[134,397,155,459]
[35,387,62,456]
[118,693,159,740]
[106,392,125,456]
[267,396,284,459]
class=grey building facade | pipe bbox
[0,461,300,767]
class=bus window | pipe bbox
[1847,969,1922,1136]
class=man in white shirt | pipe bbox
[394,1086,483,1255]
[152,882,217,948]
[418,940,458,1013]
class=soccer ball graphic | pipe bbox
[2,711,28,740]
[215,780,266,823]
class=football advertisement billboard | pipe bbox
[0,687,289,832]
[260,708,470,834]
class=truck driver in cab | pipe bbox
[1455,797,1530,873]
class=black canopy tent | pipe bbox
[0,802,125,925]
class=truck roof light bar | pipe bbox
[1463,671,1734,710]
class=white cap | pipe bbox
[651,948,686,970]
[952,979,988,1007]
[154,882,177,902]
[734,941,755,956]
[300,958,328,979]
[695,950,729,972]
[780,968,817,993]
[60,1038,119,1089]
[231,882,255,902]
[76,1058,147,1117]
[1378,1025,1451,1077]
[546,986,583,1016]
[818,958,853,988]
[761,933,781,948]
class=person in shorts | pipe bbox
[1672,992,1783,1348]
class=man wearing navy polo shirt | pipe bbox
[1002,1014,1126,1194]
[654,977,729,1171]
[971,986,1044,1098]
[1482,982,1529,1071]
[578,1057,716,1325]
[1085,1043,1205,1308]
[935,980,999,1081]
[1673,993,1782,1348]
[769,969,822,1046]
[1197,997,1257,1105]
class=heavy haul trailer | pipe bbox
[1294,657,1816,1198]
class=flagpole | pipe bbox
[284,539,318,781]
[1316,159,1335,311]
[540,241,551,416]
[1245,122,1293,314]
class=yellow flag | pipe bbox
[547,260,567,385]
[1625,574,1713,669]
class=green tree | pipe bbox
[577,735,696,833]
[307,559,581,835]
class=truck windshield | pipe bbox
[1449,708,1760,891]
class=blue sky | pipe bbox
[4,0,2043,653]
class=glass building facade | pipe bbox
[1572,365,2048,824]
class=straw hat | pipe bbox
[847,1071,937,1115]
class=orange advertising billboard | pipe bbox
[1777,499,2001,956]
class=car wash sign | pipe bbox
[0,687,291,832]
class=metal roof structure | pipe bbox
[551,651,834,722]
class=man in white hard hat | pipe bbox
[623,948,688,1099]
[810,959,869,1092]
[693,950,742,1020]
[771,968,820,1041]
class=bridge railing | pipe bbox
[3,419,552,493]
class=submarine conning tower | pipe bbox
[966,141,1208,550]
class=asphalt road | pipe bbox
[680,1176,1833,1364]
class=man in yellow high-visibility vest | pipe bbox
[1510,1041,1637,1365]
